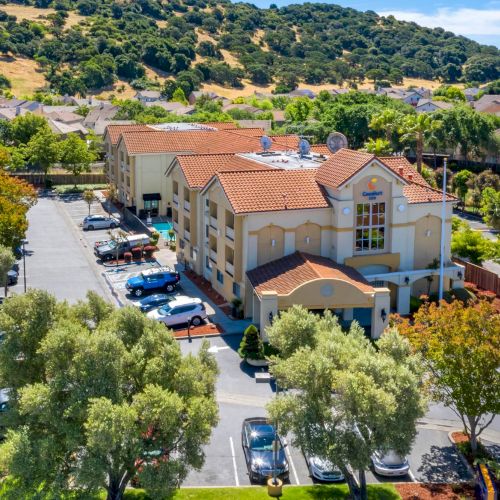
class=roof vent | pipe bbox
[408,173,413,181]
[398,167,404,176]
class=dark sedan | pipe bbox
[135,294,173,313]
[242,417,289,483]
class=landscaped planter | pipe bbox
[245,357,270,367]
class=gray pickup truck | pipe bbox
[94,233,150,261]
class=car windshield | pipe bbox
[158,304,173,315]
[250,433,276,451]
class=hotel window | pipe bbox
[217,269,224,284]
[355,202,385,252]
[233,282,240,298]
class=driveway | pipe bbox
[7,194,115,304]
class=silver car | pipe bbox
[82,215,120,230]
[305,453,344,482]
[371,450,410,476]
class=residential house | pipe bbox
[188,91,220,105]
[47,120,88,137]
[463,87,481,102]
[167,147,461,339]
[83,104,120,129]
[474,94,500,116]
[135,90,162,103]
[144,101,196,115]
[415,99,454,113]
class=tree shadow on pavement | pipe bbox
[417,444,472,483]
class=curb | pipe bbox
[102,258,160,269]
[447,431,476,481]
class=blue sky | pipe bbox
[238,0,500,47]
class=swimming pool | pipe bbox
[152,222,175,240]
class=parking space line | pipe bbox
[229,437,240,486]
[285,442,300,485]
[408,469,416,482]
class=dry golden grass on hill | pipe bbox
[0,56,46,95]
[1,3,85,27]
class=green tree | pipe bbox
[59,133,96,185]
[369,109,403,147]
[284,97,313,122]
[451,225,497,264]
[11,113,49,145]
[399,114,442,173]
[267,314,425,500]
[238,324,264,360]
[453,169,474,205]
[363,138,392,155]
[83,189,96,216]
[0,291,219,500]
[171,87,188,105]
[0,245,15,298]
[480,187,500,231]
[397,300,500,456]
[25,128,61,179]
[433,85,466,102]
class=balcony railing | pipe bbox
[173,221,179,232]
[226,226,234,241]
[225,261,234,276]
[210,249,217,262]
[210,216,217,229]
[184,229,190,242]
[173,193,179,206]
[184,200,190,212]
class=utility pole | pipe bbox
[438,157,447,302]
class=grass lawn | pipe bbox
[121,484,401,500]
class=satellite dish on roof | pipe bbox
[298,138,311,157]
[260,135,272,152]
[326,132,348,153]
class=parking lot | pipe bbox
[12,192,481,488]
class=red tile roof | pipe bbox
[310,144,331,156]
[199,121,238,130]
[378,156,427,185]
[403,183,457,204]
[105,124,152,145]
[247,251,374,297]
[227,128,266,137]
[175,153,271,189]
[213,168,330,214]
[120,129,287,155]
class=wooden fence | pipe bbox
[11,173,107,186]
[453,258,500,297]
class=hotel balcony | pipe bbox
[173,193,179,206]
[184,229,190,242]
[184,200,190,212]
[210,248,217,262]
[210,216,217,230]
[225,261,234,277]
[173,221,179,232]
[226,226,234,241]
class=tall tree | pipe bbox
[397,300,500,456]
[399,113,442,173]
[0,291,219,500]
[0,171,37,250]
[83,189,97,216]
[0,245,15,297]
[266,307,425,500]
[25,128,61,179]
[10,113,49,145]
[363,138,392,156]
[285,97,313,123]
[369,108,403,147]
[480,187,500,231]
[59,133,96,186]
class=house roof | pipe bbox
[247,251,374,297]
[310,144,331,156]
[174,153,272,189]
[212,168,330,214]
[416,99,453,110]
[48,120,88,135]
[105,124,152,145]
[43,110,83,124]
[474,94,500,113]
[84,105,119,125]
[402,183,457,204]
[377,156,427,185]
[136,90,161,99]
[227,127,266,137]
[200,121,238,130]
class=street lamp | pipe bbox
[21,239,28,293]
[438,157,448,302]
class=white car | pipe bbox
[305,453,344,482]
[147,296,207,327]
[82,215,120,230]
[371,450,410,476]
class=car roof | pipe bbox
[169,296,201,307]
[244,417,275,433]
[141,266,173,276]
[141,293,169,302]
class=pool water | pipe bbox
[152,222,175,240]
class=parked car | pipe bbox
[95,233,150,261]
[304,452,344,482]
[0,388,10,439]
[126,267,180,297]
[82,215,120,230]
[241,417,289,483]
[7,268,18,286]
[135,293,175,312]
[147,296,206,327]
[371,450,410,476]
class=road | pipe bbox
[454,210,498,242]
[8,194,114,303]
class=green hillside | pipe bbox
[0,0,498,96]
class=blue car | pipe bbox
[136,294,173,312]
[126,266,180,297]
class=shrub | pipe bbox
[238,324,264,360]
[143,245,158,258]
[123,252,132,263]
[131,247,142,259]
[410,296,423,313]
[149,231,160,246]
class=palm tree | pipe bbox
[369,109,403,147]
[399,114,442,173]
[363,138,392,156]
